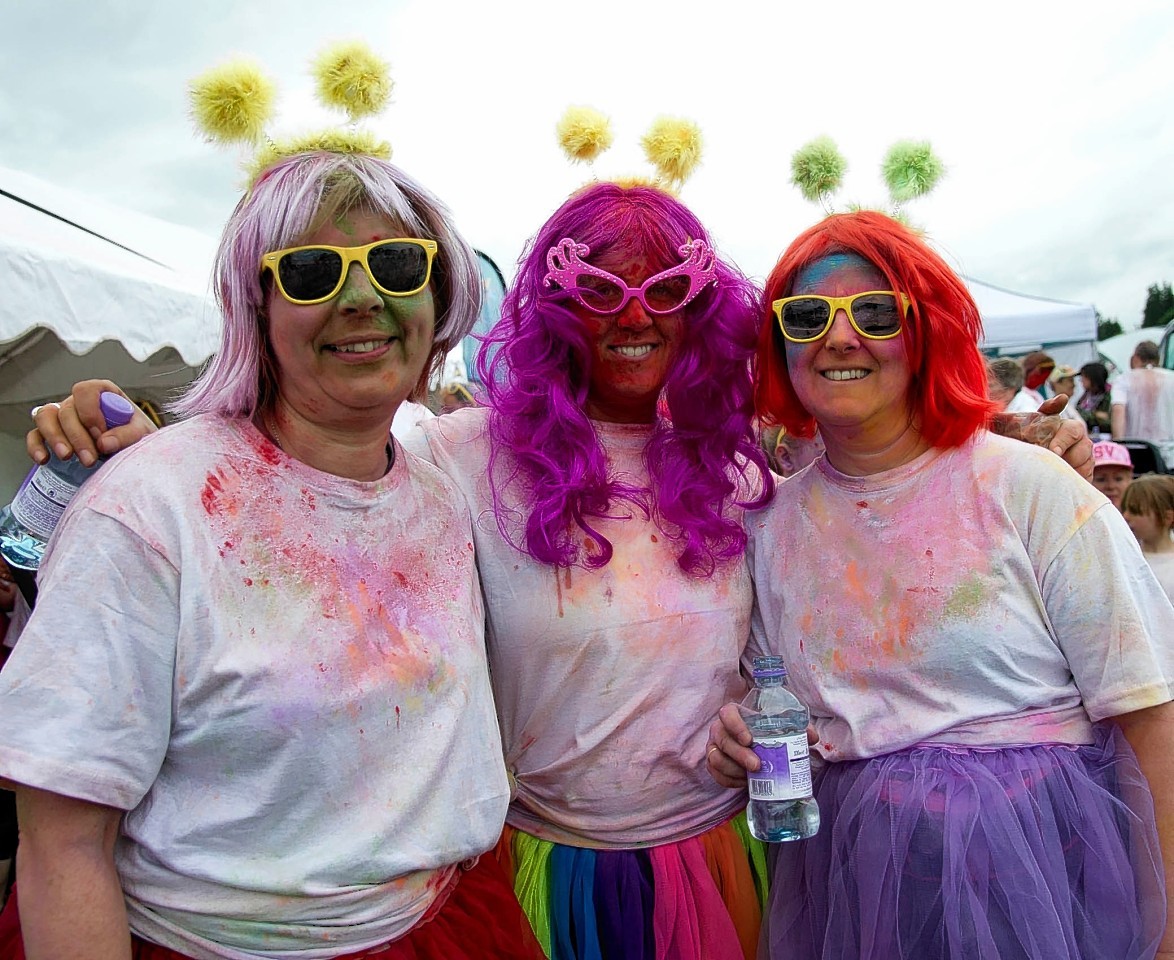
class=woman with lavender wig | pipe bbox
[0,150,543,960]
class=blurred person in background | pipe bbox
[1046,364,1083,423]
[1091,439,1135,510]
[1020,350,1056,404]
[986,356,1038,413]
[1121,473,1174,602]
[1112,341,1174,466]
[1077,361,1112,437]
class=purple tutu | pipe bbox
[761,723,1164,960]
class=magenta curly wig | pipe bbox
[477,182,774,577]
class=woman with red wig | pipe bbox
[708,211,1174,960]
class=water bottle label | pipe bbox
[9,467,82,540]
[749,732,813,801]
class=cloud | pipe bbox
[1,0,1172,334]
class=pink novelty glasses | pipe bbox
[541,237,718,315]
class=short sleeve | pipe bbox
[1042,503,1174,719]
[0,507,180,809]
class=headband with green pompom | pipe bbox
[188,41,395,186]
[555,105,704,194]
[790,136,945,221]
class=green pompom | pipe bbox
[882,140,944,203]
[790,136,846,202]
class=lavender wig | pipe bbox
[173,151,482,419]
[477,182,774,577]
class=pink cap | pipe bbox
[1093,440,1133,470]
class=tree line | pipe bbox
[1097,282,1174,341]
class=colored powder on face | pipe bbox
[794,252,878,291]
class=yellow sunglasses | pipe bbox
[260,238,438,305]
[773,291,912,344]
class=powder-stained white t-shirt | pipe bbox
[404,407,752,849]
[0,415,508,960]
[1113,365,1174,455]
[746,432,1174,762]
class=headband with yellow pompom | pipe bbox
[789,136,945,223]
[188,41,395,186]
[555,105,704,193]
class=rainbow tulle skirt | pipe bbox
[496,813,767,960]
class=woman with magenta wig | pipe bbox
[709,210,1174,960]
[398,180,776,959]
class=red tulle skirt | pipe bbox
[0,853,543,959]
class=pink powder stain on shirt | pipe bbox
[800,475,1000,674]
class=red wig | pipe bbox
[754,211,1000,448]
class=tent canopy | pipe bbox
[967,275,1097,360]
[0,166,220,497]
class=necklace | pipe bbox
[263,413,394,477]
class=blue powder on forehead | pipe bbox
[794,252,877,289]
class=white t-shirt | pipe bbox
[1144,551,1174,604]
[1112,365,1174,451]
[1004,389,1039,414]
[403,407,753,848]
[746,432,1174,761]
[0,415,508,959]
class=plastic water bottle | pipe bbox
[0,393,136,593]
[741,655,820,842]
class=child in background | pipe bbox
[1091,439,1134,510]
[1121,474,1174,600]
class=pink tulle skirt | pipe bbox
[761,723,1164,960]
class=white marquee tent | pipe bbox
[967,275,1098,369]
[0,165,220,498]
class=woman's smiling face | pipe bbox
[264,208,436,424]
[783,252,914,439]
[574,250,685,424]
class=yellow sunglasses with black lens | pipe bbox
[773,291,912,344]
[260,238,438,305]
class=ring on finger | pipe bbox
[29,402,61,417]
[706,744,720,761]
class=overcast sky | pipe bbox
[2,0,1171,329]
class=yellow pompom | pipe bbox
[188,59,276,145]
[247,128,392,182]
[556,106,614,164]
[311,41,393,121]
[640,116,703,187]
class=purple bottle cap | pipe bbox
[99,392,137,429]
